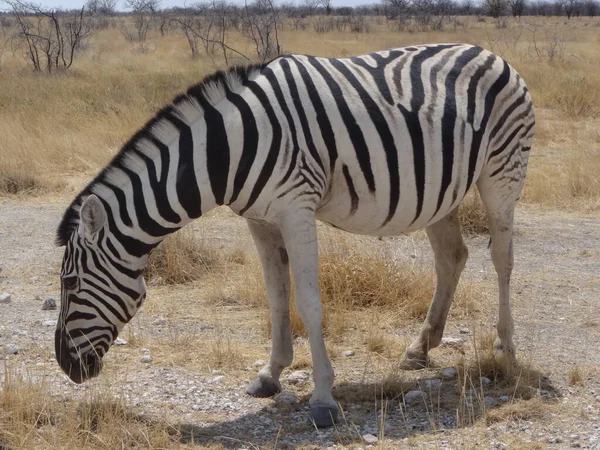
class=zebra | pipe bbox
[55,43,535,427]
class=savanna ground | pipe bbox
[1,12,600,449]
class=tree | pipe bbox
[584,0,598,16]
[86,0,117,15]
[562,0,581,17]
[507,0,526,16]
[485,0,507,17]
[123,0,160,40]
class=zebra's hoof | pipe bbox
[246,377,281,398]
[309,404,339,427]
[399,353,428,370]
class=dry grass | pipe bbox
[146,226,246,285]
[458,189,489,235]
[0,361,189,449]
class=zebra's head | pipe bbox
[56,194,147,383]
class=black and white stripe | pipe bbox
[55,44,535,406]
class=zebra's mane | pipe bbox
[56,63,266,247]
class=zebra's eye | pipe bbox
[62,276,78,291]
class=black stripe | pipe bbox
[342,164,359,215]
[306,56,376,193]
[99,198,154,258]
[466,60,512,192]
[349,50,404,105]
[467,54,496,125]
[289,56,338,174]
[227,91,259,205]
[488,89,527,143]
[404,44,457,225]
[263,67,302,189]
[488,125,524,161]
[85,250,140,300]
[328,58,400,228]
[240,81,282,215]
[280,58,326,186]
[176,126,203,218]
[196,96,230,205]
[435,46,484,217]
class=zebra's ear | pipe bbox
[80,194,106,237]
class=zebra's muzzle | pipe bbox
[55,327,103,383]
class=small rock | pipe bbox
[440,337,464,348]
[422,379,442,390]
[153,316,167,326]
[140,355,153,363]
[498,395,510,403]
[459,327,470,334]
[211,369,222,375]
[274,391,298,405]
[294,337,307,345]
[13,329,27,336]
[484,396,498,408]
[441,367,457,379]
[212,375,225,383]
[362,434,378,445]
[41,297,57,310]
[404,390,427,404]
[254,359,266,367]
[343,350,355,357]
[114,337,127,345]
[481,376,492,385]
[140,348,150,353]
[0,293,12,304]
[4,344,19,355]
[42,320,57,327]
[191,404,200,411]
[285,370,310,385]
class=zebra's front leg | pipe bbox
[246,219,293,398]
[280,210,338,427]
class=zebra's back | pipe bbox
[255,44,533,235]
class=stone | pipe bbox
[294,337,307,345]
[484,396,498,408]
[459,328,470,334]
[4,344,19,355]
[41,297,57,310]
[440,337,464,348]
[441,367,457,379]
[212,375,225,383]
[404,390,427,404]
[42,320,57,327]
[285,370,310,385]
[274,391,298,405]
[153,316,167,326]
[422,379,442,390]
[481,376,492,385]
[362,434,378,445]
[140,348,150,353]
[499,395,510,403]
[114,337,127,345]
[140,355,153,363]
[343,350,355,357]
[254,359,266,367]
[211,369,222,375]
[0,293,11,304]
[13,329,27,336]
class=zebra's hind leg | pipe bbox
[245,219,293,398]
[401,207,468,369]
[478,184,518,361]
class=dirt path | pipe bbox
[1,197,599,449]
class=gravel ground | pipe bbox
[0,196,599,449]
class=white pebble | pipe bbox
[140,348,150,353]
[442,367,457,379]
[4,344,19,355]
[484,396,498,408]
[212,375,225,383]
[499,395,510,402]
[343,350,355,357]
[42,320,57,327]
[481,376,492,385]
[459,327,470,334]
[285,370,310,385]
[253,359,266,367]
[153,316,167,326]
[0,293,12,304]
[441,337,464,348]
[140,355,153,363]
[404,390,427,404]
[362,433,378,445]
[114,338,127,345]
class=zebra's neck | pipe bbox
[58,66,265,268]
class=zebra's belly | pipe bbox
[315,189,461,237]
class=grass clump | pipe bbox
[146,226,245,285]
[458,190,489,235]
